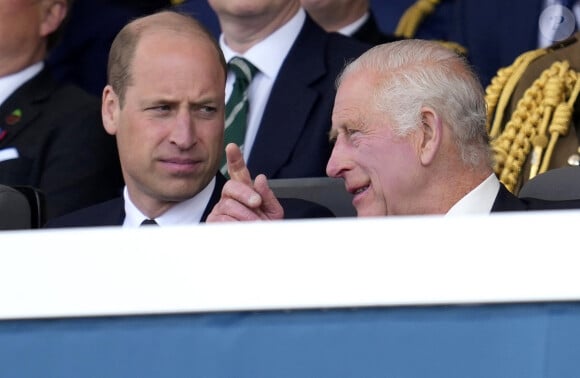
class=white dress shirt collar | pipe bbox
[219,7,306,81]
[218,8,306,161]
[338,12,370,37]
[446,173,500,215]
[122,177,216,227]
[0,62,43,107]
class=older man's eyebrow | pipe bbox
[328,128,338,143]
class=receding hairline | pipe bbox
[126,10,227,77]
[107,10,226,105]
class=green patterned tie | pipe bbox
[221,57,259,178]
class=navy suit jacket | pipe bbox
[45,174,334,228]
[246,15,370,179]
[46,0,171,96]
[352,11,401,46]
[492,183,580,212]
[0,68,123,220]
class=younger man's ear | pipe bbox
[102,85,120,136]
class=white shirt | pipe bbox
[219,8,306,162]
[122,178,216,227]
[0,62,43,107]
[446,173,501,216]
[338,12,370,37]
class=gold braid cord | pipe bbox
[436,40,468,56]
[395,0,441,38]
[490,60,579,193]
[486,48,548,138]
[394,1,468,57]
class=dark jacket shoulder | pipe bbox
[44,197,125,228]
[492,183,580,212]
[279,197,335,219]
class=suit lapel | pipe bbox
[247,16,326,178]
[491,183,527,212]
[352,11,398,45]
[200,173,227,222]
[107,197,126,225]
[0,70,52,148]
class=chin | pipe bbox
[160,183,205,202]
[356,206,388,218]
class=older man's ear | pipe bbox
[417,107,443,166]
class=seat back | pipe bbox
[518,166,580,200]
[0,185,46,230]
[268,177,356,217]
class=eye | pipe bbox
[345,128,360,137]
[328,130,338,144]
[147,104,171,113]
[200,105,217,114]
[194,105,219,120]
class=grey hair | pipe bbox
[337,39,491,168]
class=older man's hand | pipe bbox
[207,143,284,222]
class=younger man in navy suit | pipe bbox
[47,10,332,228]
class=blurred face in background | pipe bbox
[300,0,367,31]
[207,0,297,18]
[0,0,66,76]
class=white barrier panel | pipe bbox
[1,210,579,319]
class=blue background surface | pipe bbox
[2,302,580,377]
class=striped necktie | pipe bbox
[221,57,258,178]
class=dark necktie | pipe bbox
[221,57,259,177]
[140,219,158,226]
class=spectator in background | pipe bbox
[46,10,333,228]
[207,40,580,221]
[46,0,172,96]
[172,0,221,38]
[0,0,123,221]
[300,0,400,45]
[389,0,580,86]
[207,0,370,179]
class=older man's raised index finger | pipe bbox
[226,143,252,185]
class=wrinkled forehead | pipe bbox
[133,29,220,67]
[334,71,380,114]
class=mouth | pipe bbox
[347,183,370,196]
[159,157,203,174]
[348,184,370,211]
[162,157,198,165]
[353,186,368,195]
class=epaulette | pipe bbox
[394,0,441,39]
[486,36,580,193]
